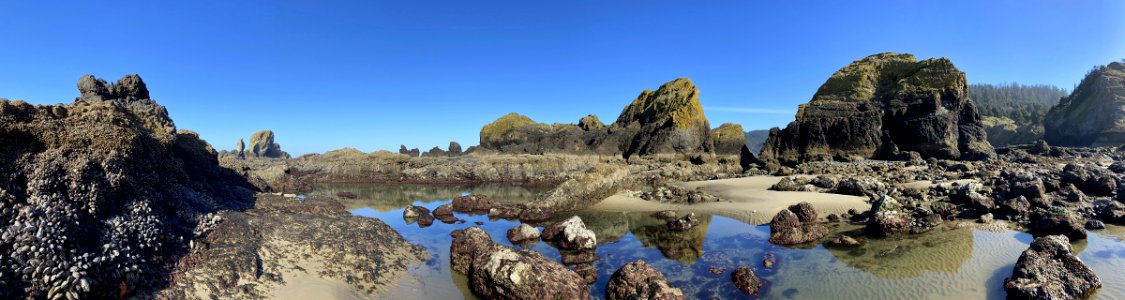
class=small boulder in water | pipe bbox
[1005,235,1101,299]
[731,266,762,296]
[606,260,685,300]
[542,216,597,250]
[507,223,540,244]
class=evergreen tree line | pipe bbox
[970,83,1068,125]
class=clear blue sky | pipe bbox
[2,1,1122,155]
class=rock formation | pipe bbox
[1044,62,1125,146]
[0,74,256,299]
[478,78,714,159]
[768,202,828,245]
[759,53,995,165]
[605,260,685,300]
[1005,235,1100,299]
[710,123,746,155]
[399,144,420,157]
[247,130,289,158]
[450,227,589,299]
[236,138,246,159]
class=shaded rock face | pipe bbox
[479,78,714,159]
[768,203,828,245]
[247,130,289,158]
[710,123,746,155]
[1029,208,1087,240]
[1045,62,1125,147]
[398,144,420,157]
[760,53,995,165]
[450,227,590,300]
[0,75,256,299]
[606,260,685,300]
[1005,235,1101,299]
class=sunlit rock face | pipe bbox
[760,53,994,165]
[1044,62,1125,147]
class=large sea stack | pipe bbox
[1044,62,1125,147]
[247,129,289,158]
[0,75,256,298]
[479,78,715,159]
[759,53,994,165]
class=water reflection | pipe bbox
[310,183,553,211]
[332,183,1125,300]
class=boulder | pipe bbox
[866,195,911,238]
[606,260,685,300]
[452,194,498,213]
[1004,235,1101,299]
[450,227,590,300]
[1029,208,1086,240]
[507,224,541,244]
[448,141,463,155]
[826,235,863,247]
[760,53,994,165]
[731,266,762,296]
[541,216,597,250]
[433,204,454,218]
[769,207,828,245]
[1044,61,1125,147]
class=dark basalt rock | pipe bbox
[0,75,257,299]
[398,144,420,157]
[731,266,763,296]
[760,53,995,165]
[1029,208,1086,240]
[1005,235,1101,299]
[1044,61,1125,147]
[606,260,685,300]
[452,194,498,213]
[450,227,589,300]
[768,204,828,245]
[866,196,912,238]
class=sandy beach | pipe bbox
[589,176,871,225]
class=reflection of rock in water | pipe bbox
[556,211,633,243]
[827,225,973,279]
[630,214,712,264]
[310,183,552,211]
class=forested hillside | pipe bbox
[969,83,1068,146]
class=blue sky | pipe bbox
[2,1,1122,155]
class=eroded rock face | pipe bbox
[248,130,289,158]
[1005,235,1101,299]
[478,78,714,159]
[1045,62,1125,147]
[542,216,597,250]
[0,75,256,299]
[710,123,746,155]
[606,260,685,300]
[450,227,589,300]
[760,53,995,165]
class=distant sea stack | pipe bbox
[710,123,746,155]
[759,53,994,165]
[0,75,255,298]
[1044,61,1125,147]
[247,130,289,158]
[478,78,720,159]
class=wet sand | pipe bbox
[589,176,870,224]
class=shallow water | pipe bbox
[310,183,1125,299]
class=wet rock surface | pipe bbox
[768,203,828,245]
[1004,235,1101,299]
[0,75,258,299]
[451,227,590,300]
[606,260,685,300]
[541,216,598,250]
[507,223,541,244]
[731,266,762,296]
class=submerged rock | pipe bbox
[452,194,498,213]
[450,227,590,300]
[1005,235,1101,299]
[731,266,763,296]
[606,260,685,300]
[760,52,994,165]
[542,216,598,250]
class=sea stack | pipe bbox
[1044,61,1125,147]
[760,53,994,165]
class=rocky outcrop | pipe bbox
[247,130,288,158]
[606,260,685,300]
[1005,235,1101,299]
[541,216,597,250]
[768,202,828,245]
[450,227,589,300]
[1044,62,1125,146]
[1029,208,1086,240]
[760,53,995,165]
[0,75,257,299]
[710,123,746,155]
[478,78,714,159]
[399,145,420,157]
